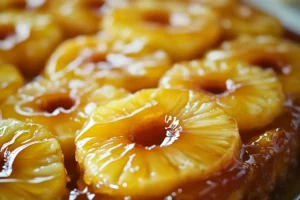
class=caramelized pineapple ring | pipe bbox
[159,60,284,131]
[0,61,24,103]
[0,11,62,78]
[76,89,241,198]
[0,79,129,159]
[0,119,67,199]
[218,4,283,38]
[205,35,300,95]
[44,35,172,92]
[49,0,111,37]
[103,1,220,61]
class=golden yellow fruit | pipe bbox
[103,1,221,61]
[218,4,283,38]
[49,0,115,37]
[0,78,130,159]
[76,88,241,198]
[0,11,62,78]
[159,60,284,131]
[205,35,300,95]
[0,61,24,103]
[0,119,67,199]
[187,0,237,12]
[44,34,172,92]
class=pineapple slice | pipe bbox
[218,4,283,38]
[205,35,300,95]
[102,1,220,61]
[0,61,24,103]
[0,11,62,78]
[0,119,67,199]
[159,60,284,131]
[49,0,103,37]
[0,78,129,160]
[76,88,241,198]
[44,34,172,92]
[49,0,127,37]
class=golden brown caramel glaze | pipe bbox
[0,119,68,199]
[0,61,24,103]
[205,35,300,95]
[240,92,300,199]
[75,161,249,200]
[44,34,172,92]
[74,129,297,200]
[0,78,130,160]
[0,11,62,78]
[102,1,221,61]
[73,92,300,200]
[75,88,241,199]
[242,129,297,199]
[159,60,284,132]
[74,133,297,200]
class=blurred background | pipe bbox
[246,0,300,35]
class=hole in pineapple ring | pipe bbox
[143,11,171,26]
[84,52,115,69]
[87,52,107,63]
[199,81,228,95]
[37,93,76,114]
[130,115,182,148]
[11,0,27,9]
[0,25,16,41]
[251,58,292,75]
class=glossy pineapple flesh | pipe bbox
[44,34,172,92]
[0,0,299,199]
[76,88,241,198]
[219,4,283,38]
[0,61,24,103]
[0,119,67,200]
[0,79,130,159]
[0,11,62,78]
[103,1,221,61]
[160,60,284,131]
[49,0,104,37]
[205,35,300,95]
